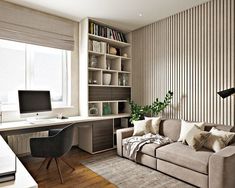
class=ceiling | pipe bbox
[6,0,210,31]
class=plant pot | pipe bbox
[103,73,111,85]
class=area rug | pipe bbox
[81,151,196,188]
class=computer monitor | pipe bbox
[18,90,52,115]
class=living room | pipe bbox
[0,0,234,188]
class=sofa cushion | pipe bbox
[156,142,213,174]
[185,125,211,151]
[139,143,163,157]
[159,119,181,141]
[178,120,205,142]
[145,116,161,134]
[133,119,152,136]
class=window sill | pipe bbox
[52,105,74,109]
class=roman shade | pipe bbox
[0,1,75,50]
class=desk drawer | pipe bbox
[92,120,113,152]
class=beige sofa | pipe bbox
[117,119,235,188]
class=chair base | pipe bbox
[34,157,75,184]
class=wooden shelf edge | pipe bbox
[88,67,131,74]
[88,84,131,88]
[88,34,131,48]
[89,100,128,103]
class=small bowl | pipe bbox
[93,80,97,84]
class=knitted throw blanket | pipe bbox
[123,133,172,161]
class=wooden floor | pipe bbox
[20,147,117,188]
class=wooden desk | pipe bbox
[0,136,37,188]
[0,114,129,141]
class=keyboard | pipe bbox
[28,119,56,124]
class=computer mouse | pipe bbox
[61,116,69,119]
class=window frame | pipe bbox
[0,39,71,111]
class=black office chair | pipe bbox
[30,124,75,183]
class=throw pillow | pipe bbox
[185,125,211,151]
[178,120,205,142]
[204,135,226,152]
[209,127,235,145]
[133,119,152,136]
[145,116,162,134]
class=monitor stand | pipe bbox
[26,113,52,124]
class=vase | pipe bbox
[103,103,111,115]
[89,55,98,68]
[103,73,111,85]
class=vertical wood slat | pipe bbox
[132,0,235,126]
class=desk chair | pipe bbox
[30,123,75,183]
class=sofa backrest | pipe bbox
[159,119,181,141]
[204,123,233,132]
[159,119,234,142]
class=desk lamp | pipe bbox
[217,87,235,99]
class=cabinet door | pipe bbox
[92,120,113,152]
[78,123,93,153]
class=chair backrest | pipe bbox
[52,124,75,157]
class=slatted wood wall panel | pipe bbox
[132,0,235,126]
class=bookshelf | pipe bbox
[79,18,132,118]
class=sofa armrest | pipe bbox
[209,143,235,188]
[116,127,134,156]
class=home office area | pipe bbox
[0,0,235,188]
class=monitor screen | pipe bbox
[18,90,52,114]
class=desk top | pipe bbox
[0,136,37,188]
[0,114,129,132]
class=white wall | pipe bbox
[132,0,235,126]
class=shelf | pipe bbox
[88,67,102,71]
[88,51,104,56]
[118,71,131,74]
[101,113,130,118]
[121,56,131,60]
[89,84,131,88]
[88,84,102,86]
[88,51,131,60]
[89,100,128,103]
[103,69,117,73]
[106,54,121,59]
[88,68,130,74]
[89,34,131,48]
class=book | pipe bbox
[88,40,93,51]
[89,21,127,43]
[0,174,15,183]
[92,40,101,53]
[0,153,16,183]
[100,42,107,54]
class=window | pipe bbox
[0,39,71,109]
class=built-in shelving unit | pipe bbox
[79,18,132,153]
[79,18,132,118]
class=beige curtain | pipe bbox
[0,1,75,50]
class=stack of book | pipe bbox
[89,40,107,54]
[0,151,16,183]
[89,22,127,43]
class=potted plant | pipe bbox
[128,91,173,123]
